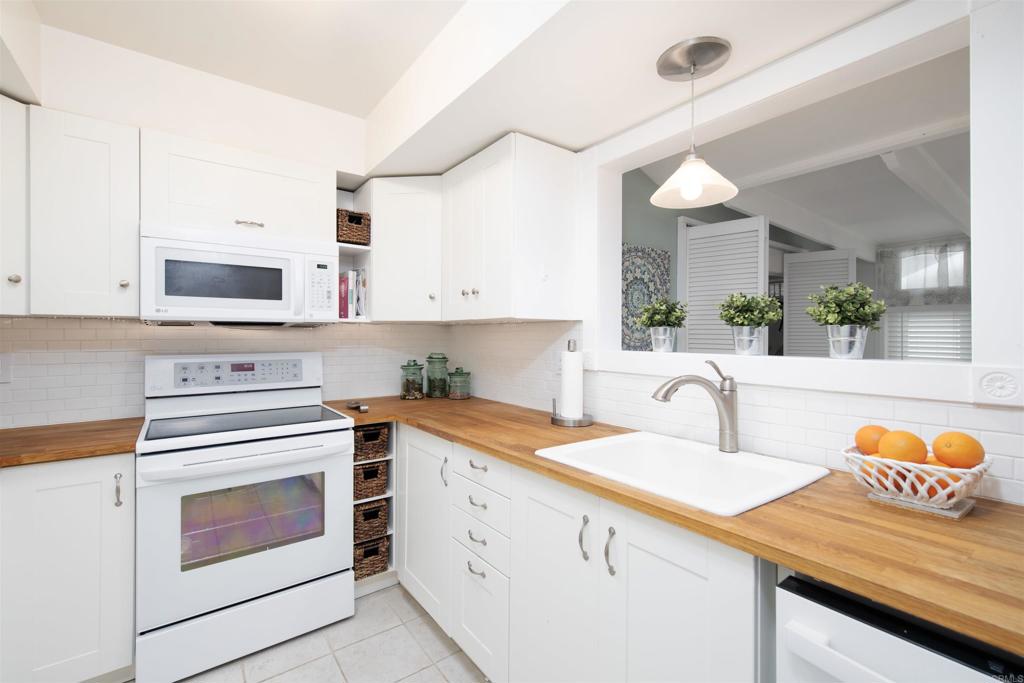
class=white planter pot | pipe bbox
[826,324,869,359]
[731,326,767,355]
[649,327,676,353]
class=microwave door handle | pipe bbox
[139,443,346,482]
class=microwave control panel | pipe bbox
[307,259,337,317]
[174,358,302,388]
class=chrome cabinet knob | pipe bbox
[471,288,480,295]
[7,274,22,284]
[118,280,130,288]
[428,293,436,300]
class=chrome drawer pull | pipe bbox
[468,459,488,472]
[7,274,22,283]
[440,456,448,487]
[114,473,123,507]
[467,529,487,546]
[467,560,486,579]
[578,514,590,561]
[234,219,265,228]
[604,526,616,576]
[468,494,487,510]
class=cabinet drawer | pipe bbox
[451,473,510,537]
[450,540,510,683]
[452,445,512,497]
[450,506,510,577]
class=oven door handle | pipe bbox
[138,443,347,482]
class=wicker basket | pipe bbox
[354,424,390,462]
[354,499,389,542]
[354,535,390,580]
[844,447,990,510]
[353,460,389,501]
[337,209,371,246]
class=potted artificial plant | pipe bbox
[805,283,887,359]
[637,298,687,352]
[718,292,782,355]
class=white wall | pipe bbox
[38,26,365,176]
[0,0,43,103]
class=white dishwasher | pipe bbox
[776,576,1022,682]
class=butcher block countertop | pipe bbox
[1,396,1022,656]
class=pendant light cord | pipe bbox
[689,63,696,154]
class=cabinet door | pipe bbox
[140,129,334,243]
[357,177,442,321]
[0,95,28,314]
[509,470,602,683]
[0,454,135,683]
[450,540,510,683]
[442,135,514,321]
[29,107,139,316]
[395,426,453,630]
[598,501,757,683]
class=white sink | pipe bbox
[535,432,828,516]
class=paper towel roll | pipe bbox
[559,340,584,419]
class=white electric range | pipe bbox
[134,352,355,683]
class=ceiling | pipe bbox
[32,0,464,117]
[368,0,900,176]
[640,48,970,248]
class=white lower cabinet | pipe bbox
[395,425,453,630]
[450,540,510,683]
[0,453,135,683]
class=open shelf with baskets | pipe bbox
[352,422,396,592]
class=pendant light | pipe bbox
[650,36,738,209]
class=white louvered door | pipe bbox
[783,250,857,357]
[680,217,768,353]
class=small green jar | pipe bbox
[448,367,471,400]
[400,360,425,400]
[425,352,449,398]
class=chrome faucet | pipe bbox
[651,360,739,453]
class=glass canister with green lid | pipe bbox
[448,367,471,400]
[425,352,449,398]
[400,359,425,400]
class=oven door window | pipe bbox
[180,473,325,571]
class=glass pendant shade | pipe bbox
[650,152,738,209]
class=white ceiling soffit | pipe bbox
[32,0,464,117]
[367,0,899,177]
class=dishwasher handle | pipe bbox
[139,443,345,482]
[784,620,894,683]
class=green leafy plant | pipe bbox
[805,282,887,330]
[637,298,687,328]
[718,292,783,328]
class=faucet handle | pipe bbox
[705,360,730,380]
[706,360,737,391]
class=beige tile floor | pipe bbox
[180,586,485,683]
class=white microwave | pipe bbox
[140,234,338,325]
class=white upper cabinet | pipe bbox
[29,107,140,317]
[140,129,335,243]
[442,133,577,321]
[0,454,135,683]
[354,177,443,321]
[0,95,28,315]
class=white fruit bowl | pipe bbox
[843,447,990,512]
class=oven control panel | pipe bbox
[174,358,303,388]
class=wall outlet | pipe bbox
[0,353,11,383]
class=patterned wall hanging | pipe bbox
[622,243,671,351]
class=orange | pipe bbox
[932,432,985,469]
[855,425,889,455]
[910,455,962,499]
[877,430,928,464]
[859,455,903,493]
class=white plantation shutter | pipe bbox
[783,250,857,357]
[885,306,972,361]
[681,217,768,353]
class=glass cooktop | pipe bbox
[145,405,346,441]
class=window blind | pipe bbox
[885,306,972,361]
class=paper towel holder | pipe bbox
[551,398,594,428]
